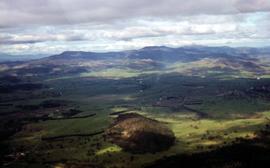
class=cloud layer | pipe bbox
[1,0,270,27]
[0,0,270,54]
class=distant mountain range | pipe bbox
[47,45,270,61]
[1,45,270,79]
[2,46,270,62]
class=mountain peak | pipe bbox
[141,46,173,51]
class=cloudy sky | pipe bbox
[0,0,270,55]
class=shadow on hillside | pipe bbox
[145,128,270,168]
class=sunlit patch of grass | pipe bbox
[261,111,270,118]
[260,74,270,78]
[110,107,129,112]
[80,68,141,79]
[54,163,65,168]
[96,145,122,155]
[136,111,270,151]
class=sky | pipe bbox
[0,0,270,55]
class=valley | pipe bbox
[1,46,270,168]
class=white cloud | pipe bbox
[0,1,269,54]
[0,15,240,45]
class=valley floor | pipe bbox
[1,70,270,168]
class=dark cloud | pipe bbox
[0,0,270,27]
[236,0,270,13]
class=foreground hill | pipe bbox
[106,113,175,153]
